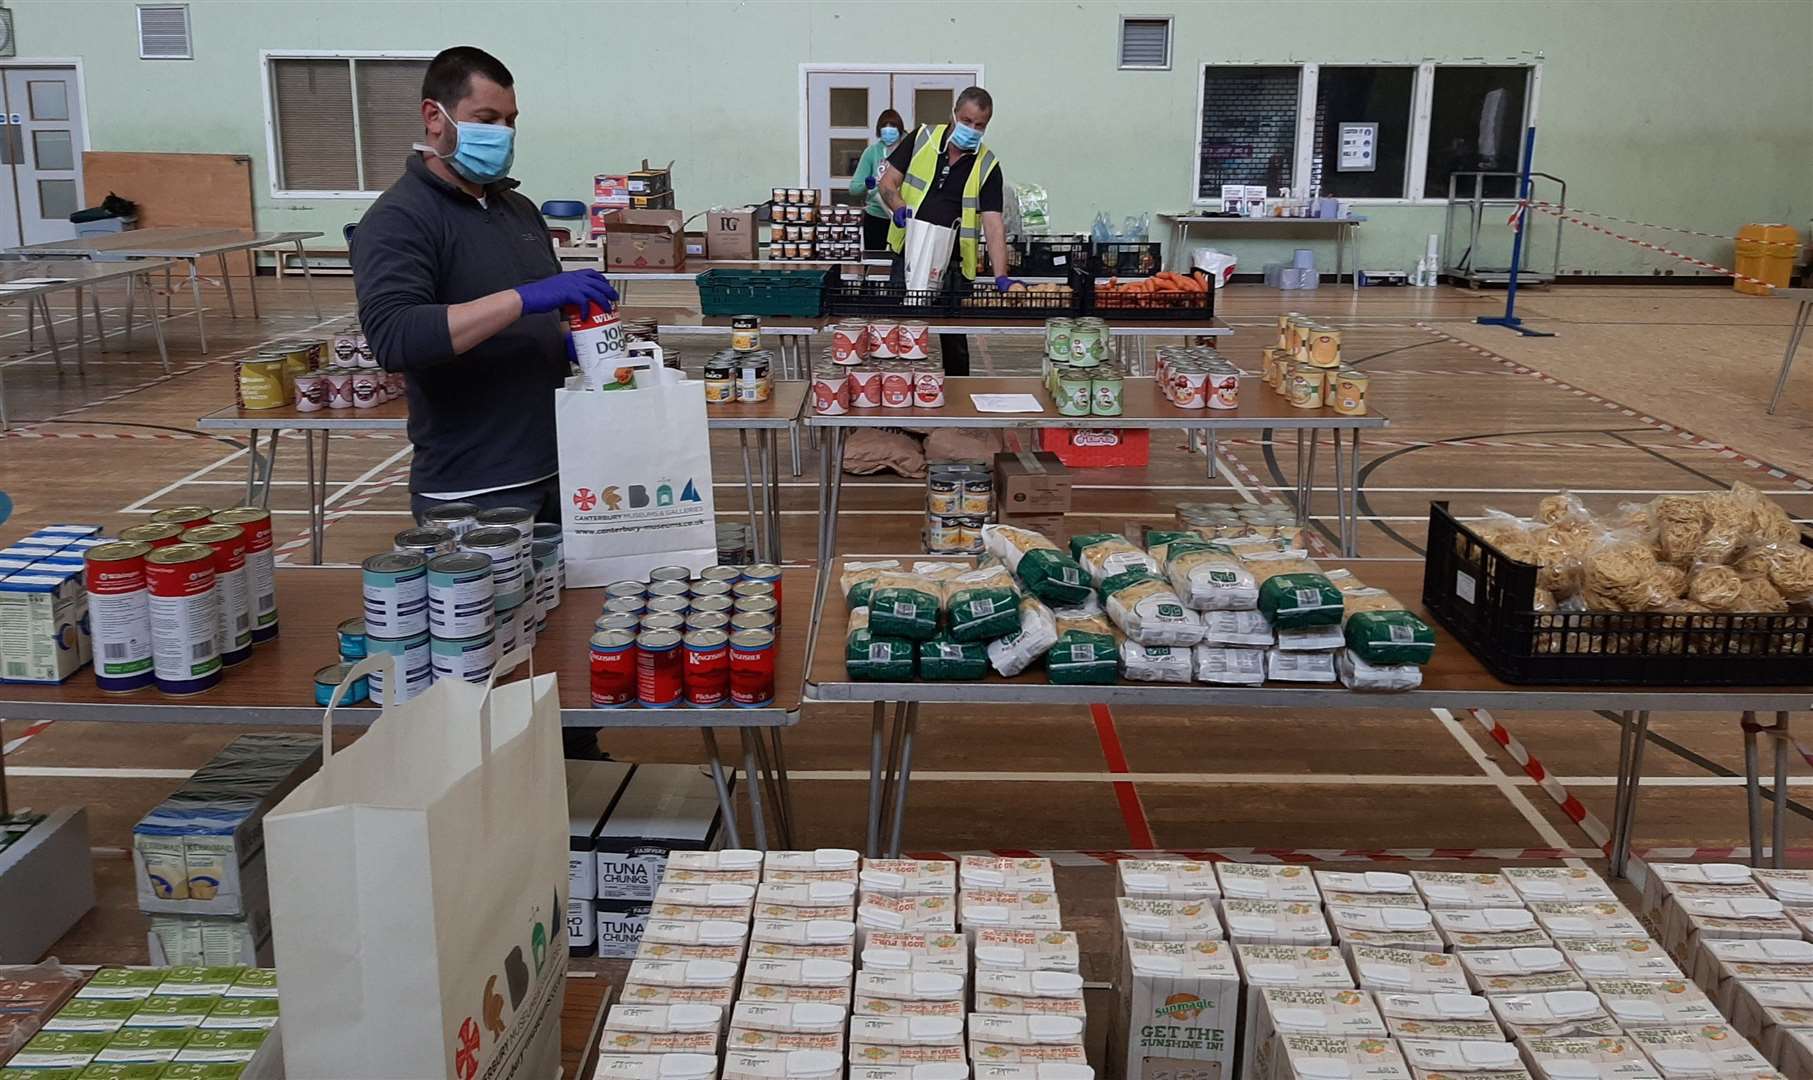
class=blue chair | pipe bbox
[541,200,588,245]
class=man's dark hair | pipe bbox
[955,86,993,114]
[422,46,514,106]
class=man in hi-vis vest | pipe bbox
[879,86,1017,376]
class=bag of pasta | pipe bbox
[1734,540,1813,606]
[1052,601,1113,638]
[1119,639,1194,683]
[1100,569,1206,646]
[987,595,1059,677]
[1071,532,1159,585]
[840,559,902,610]
[1581,531,1683,612]
[918,635,989,680]
[1201,609,1275,647]
[1168,546,1259,611]
[846,607,915,681]
[982,522,1093,606]
[1343,609,1436,666]
[1193,645,1267,685]
[867,571,942,640]
[1045,630,1119,684]
[1242,552,1323,586]
[1257,572,1344,630]
[943,565,1022,642]
[1338,650,1423,691]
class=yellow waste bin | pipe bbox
[1734,223,1799,295]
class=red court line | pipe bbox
[1090,703,1156,849]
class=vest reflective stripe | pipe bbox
[885,124,1001,280]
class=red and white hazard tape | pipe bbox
[1524,202,1802,250]
[273,461,414,561]
[1467,707,1613,851]
[1512,201,1779,291]
[1739,714,1813,770]
[898,845,1812,864]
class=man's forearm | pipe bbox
[448,289,526,355]
[982,212,1008,278]
[879,172,905,213]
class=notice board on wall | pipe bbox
[81,152,257,275]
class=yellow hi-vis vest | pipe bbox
[886,123,1000,281]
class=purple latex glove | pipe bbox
[892,205,913,228]
[995,276,1022,293]
[864,174,877,191]
[515,269,619,316]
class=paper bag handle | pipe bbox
[319,653,397,766]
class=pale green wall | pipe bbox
[16,0,1813,275]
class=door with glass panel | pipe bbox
[0,66,84,246]
[804,68,981,208]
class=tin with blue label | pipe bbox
[431,629,497,684]
[361,551,428,638]
[315,662,368,706]
[337,617,367,662]
[365,630,432,704]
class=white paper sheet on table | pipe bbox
[969,393,1045,413]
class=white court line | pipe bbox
[120,443,251,512]
[323,442,414,510]
[3,765,196,780]
[1432,706,1584,864]
[1213,448,1258,504]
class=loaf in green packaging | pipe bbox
[840,559,902,611]
[918,635,990,680]
[845,607,915,680]
[942,566,1022,642]
[1046,631,1120,684]
[1099,569,1205,646]
[1344,609,1436,665]
[867,571,942,640]
[982,522,1095,607]
[1257,572,1345,629]
[1073,533,1160,586]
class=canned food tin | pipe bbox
[1207,368,1241,411]
[603,595,647,619]
[924,513,962,552]
[685,610,731,634]
[811,365,850,415]
[362,551,429,638]
[647,595,691,618]
[84,540,154,693]
[338,617,366,661]
[729,610,776,634]
[1045,318,1074,361]
[426,551,495,639]
[1171,368,1209,409]
[649,578,690,600]
[333,329,373,368]
[474,507,534,539]
[959,477,993,517]
[422,501,481,537]
[181,524,253,666]
[636,628,684,708]
[237,357,287,411]
[394,526,457,559]
[1278,313,1297,350]
[431,629,497,684]
[349,369,382,409]
[698,565,742,585]
[366,631,432,704]
[533,522,565,591]
[831,321,869,364]
[459,526,525,609]
[1056,372,1092,416]
[955,515,985,552]
[690,593,734,615]
[926,475,960,515]
[1308,328,1342,369]
[1091,371,1125,416]
[119,523,185,548]
[210,506,278,643]
[912,367,945,408]
[730,315,762,353]
[848,366,882,409]
[733,595,779,625]
[897,322,931,360]
[737,566,782,603]
[729,628,776,707]
[649,565,691,584]
[1289,366,1327,410]
[683,628,731,708]
[590,629,638,707]
[605,580,649,602]
[770,187,787,205]
[148,506,213,529]
[531,538,560,613]
[704,354,737,404]
[880,369,913,408]
[145,543,222,696]
[1333,369,1370,416]
[737,354,773,403]
[323,369,354,409]
[867,321,899,360]
[314,662,368,707]
[595,611,640,634]
[516,598,538,654]
[496,600,520,659]
[640,612,686,635]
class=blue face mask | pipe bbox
[879,125,901,146]
[949,120,984,152]
[423,101,515,185]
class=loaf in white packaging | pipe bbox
[1193,644,1267,684]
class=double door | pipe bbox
[0,66,85,247]
[805,68,981,207]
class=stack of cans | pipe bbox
[1154,344,1242,410]
[590,564,781,710]
[923,462,993,555]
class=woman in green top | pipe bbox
[850,108,906,252]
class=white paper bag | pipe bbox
[266,649,568,1080]
[903,217,956,294]
[555,375,718,587]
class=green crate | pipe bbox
[695,268,831,317]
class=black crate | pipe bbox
[999,234,1091,276]
[951,265,1088,318]
[1084,273,1216,321]
[824,271,955,317]
[1089,240,1165,278]
[1421,502,1813,686]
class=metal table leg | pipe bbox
[36,296,64,374]
[809,427,845,632]
[1772,711,1790,868]
[1336,226,1345,287]
[295,239,322,319]
[701,728,743,849]
[1301,429,1319,531]
[749,724,789,849]
[1346,430,1362,556]
[1332,426,1351,556]
[739,429,761,560]
[764,428,783,562]
[756,429,775,565]
[244,248,261,319]
[1609,709,1636,864]
[767,727,795,849]
[144,273,171,374]
[217,252,240,319]
[1612,710,1651,878]
[187,259,209,354]
[260,430,280,506]
[1767,300,1811,415]
[73,287,86,370]
[123,273,137,351]
[877,702,909,851]
[887,703,919,858]
[243,429,263,504]
[90,288,107,353]
[739,728,770,851]
[1743,711,1763,866]
[866,703,888,857]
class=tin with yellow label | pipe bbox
[237,356,288,410]
[1308,328,1343,369]
[1289,365,1326,410]
[1333,369,1370,416]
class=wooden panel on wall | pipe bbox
[80,152,257,275]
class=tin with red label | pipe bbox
[912,367,945,408]
[603,594,646,618]
[293,372,326,412]
[1207,368,1240,410]
[729,628,776,707]
[590,629,637,707]
[148,506,213,530]
[685,610,731,634]
[741,565,783,607]
[880,370,913,408]
[181,524,253,667]
[733,596,779,627]
[729,610,775,634]
[322,369,353,409]
[640,612,686,634]
[831,321,869,365]
[811,365,850,415]
[636,628,683,708]
[646,594,691,618]
[897,322,931,360]
[594,611,641,635]
[350,370,381,409]
[867,321,900,359]
[1170,369,1209,409]
[85,540,154,693]
[682,628,731,708]
[211,506,279,645]
[565,299,626,370]
[848,366,883,409]
[731,578,775,603]
[690,594,734,615]
[145,543,222,696]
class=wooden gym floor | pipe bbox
[0,272,1808,965]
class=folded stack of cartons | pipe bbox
[726,850,857,1078]
[7,966,281,1075]
[960,855,1091,1074]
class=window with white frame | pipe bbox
[1195,62,1534,204]
[266,54,432,195]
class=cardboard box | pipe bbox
[0,807,93,962]
[595,901,654,958]
[595,764,726,901]
[628,161,673,196]
[629,192,675,210]
[1625,1023,1774,1078]
[707,208,758,260]
[0,567,90,684]
[597,209,687,271]
[1556,936,1682,982]
[594,175,631,205]
[684,232,709,260]
[1117,938,1241,1080]
[1690,937,1813,1014]
[1248,987,1387,1080]
[994,452,1071,515]
[1411,870,1524,910]
[568,760,636,904]
[1346,945,1471,994]
[1374,990,1504,1042]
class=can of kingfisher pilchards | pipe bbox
[459,526,525,610]
[362,551,429,639]
[211,507,279,643]
[426,551,495,639]
[84,540,154,693]
[395,526,457,559]
[729,628,776,708]
[338,617,366,661]
[181,524,253,667]
[595,611,640,635]
[690,594,733,615]
[729,610,775,635]
[603,595,646,619]
[648,579,691,601]
[636,628,683,708]
[646,595,691,619]
[366,630,432,704]
[733,595,778,627]
[698,565,743,586]
[689,578,732,601]
[431,629,497,684]
[649,565,692,586]
[590,629,637,707]
[685,610,731,634]
[119,523,185,549]
[640,612,686,635]
[145,543,222,696]
[422,501,481,538]
[683,628,731,708]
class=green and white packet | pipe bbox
[1071,533,1159,585]
[1338,650,1423,691]
[1200,609,1275,647]
[986,596,1059,677]
[1046,631,1120,684]
[1344,610,1436,666]
[1119,640,1193,683]
[845,607,915,681]
[1100,569,1205,646]
[867,571,942,640]
[1257,572,1345,629]
[942,566,1022,643]
[1265,648,1338,683]
[1193,646,1268,685]
[918,635,990,680]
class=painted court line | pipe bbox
[1432,707,1583,864]
[1090,703,1156,849]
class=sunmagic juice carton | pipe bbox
[1116,938,1240,1080]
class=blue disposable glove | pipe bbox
[864,174,877,191]
[564,334,578,364]
[995,276,1022,293]
[892,205,913,228]
[515,269,619,316]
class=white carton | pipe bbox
[968,1013,1087,1066]
[764,848,860,877]
[1487,990,1619,1040]
[591,1052,720,1078]
[1779,1029,1813,1080]
[627,957,740,991]
[973,968,1086,1017]
[1316,870,1419,900]
[1503,868,1619,905]
[1323,889,1431,911]
[849,1012,962,1047]
[961,855,1055,893]
[1374,991,1504,1042]
[667,848,764,875]
[1689,938,1813,1013]
[1753,869,1813,908]
[1236,943,1357,989]
[1671,896,1799,958]
[599,1002,723,1056]
[851,1066,986,1080]
[1273,1033,1412,1080]
[853,969,967,1020]
[1412,871,1524,910]
[755,880,856,922]
[658,865,761,888]
[971,1067,1096,1080]
[654,881,757,909]
[615,981,734,1009]
[720,1048,846,1078]
[859,930,968,978]
[1641,863,1757,929]
[1556,937,1682,982]
[1247,987,1386,1080]
[1589,977,1723,1028]
[1728,979,1813,1064]
[1117,938,1241,1080]
[1348,946,1472,994]
[1625,1023,1775,1078]
[1518,1034,1663,1080]
[1328,904,1443,953]
[644,917,750,948]
[1216,862,1322,904]
[1434,908,1555,952]
[861,858,958,897]
[1117,897,1223,943]
[634,936,745,965]
[1223,898,1332,946]
[742,957,854,996]
[1399,1037,1526,1071]
[961,890,1063,937]
[1528,901,1648,941]
[1117,859,1222,900]
[860,892,959,940]
[747,917,855,963]
[727,999,847,1054]
[1456,947,1587,996]
[975,928,1082,973]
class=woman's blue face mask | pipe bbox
[879,125,901,146]
[426,101,515,184]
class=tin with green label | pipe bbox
[1056,372,1093,416]
[1044,318,1073,362]
[1090,370,1125,416]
